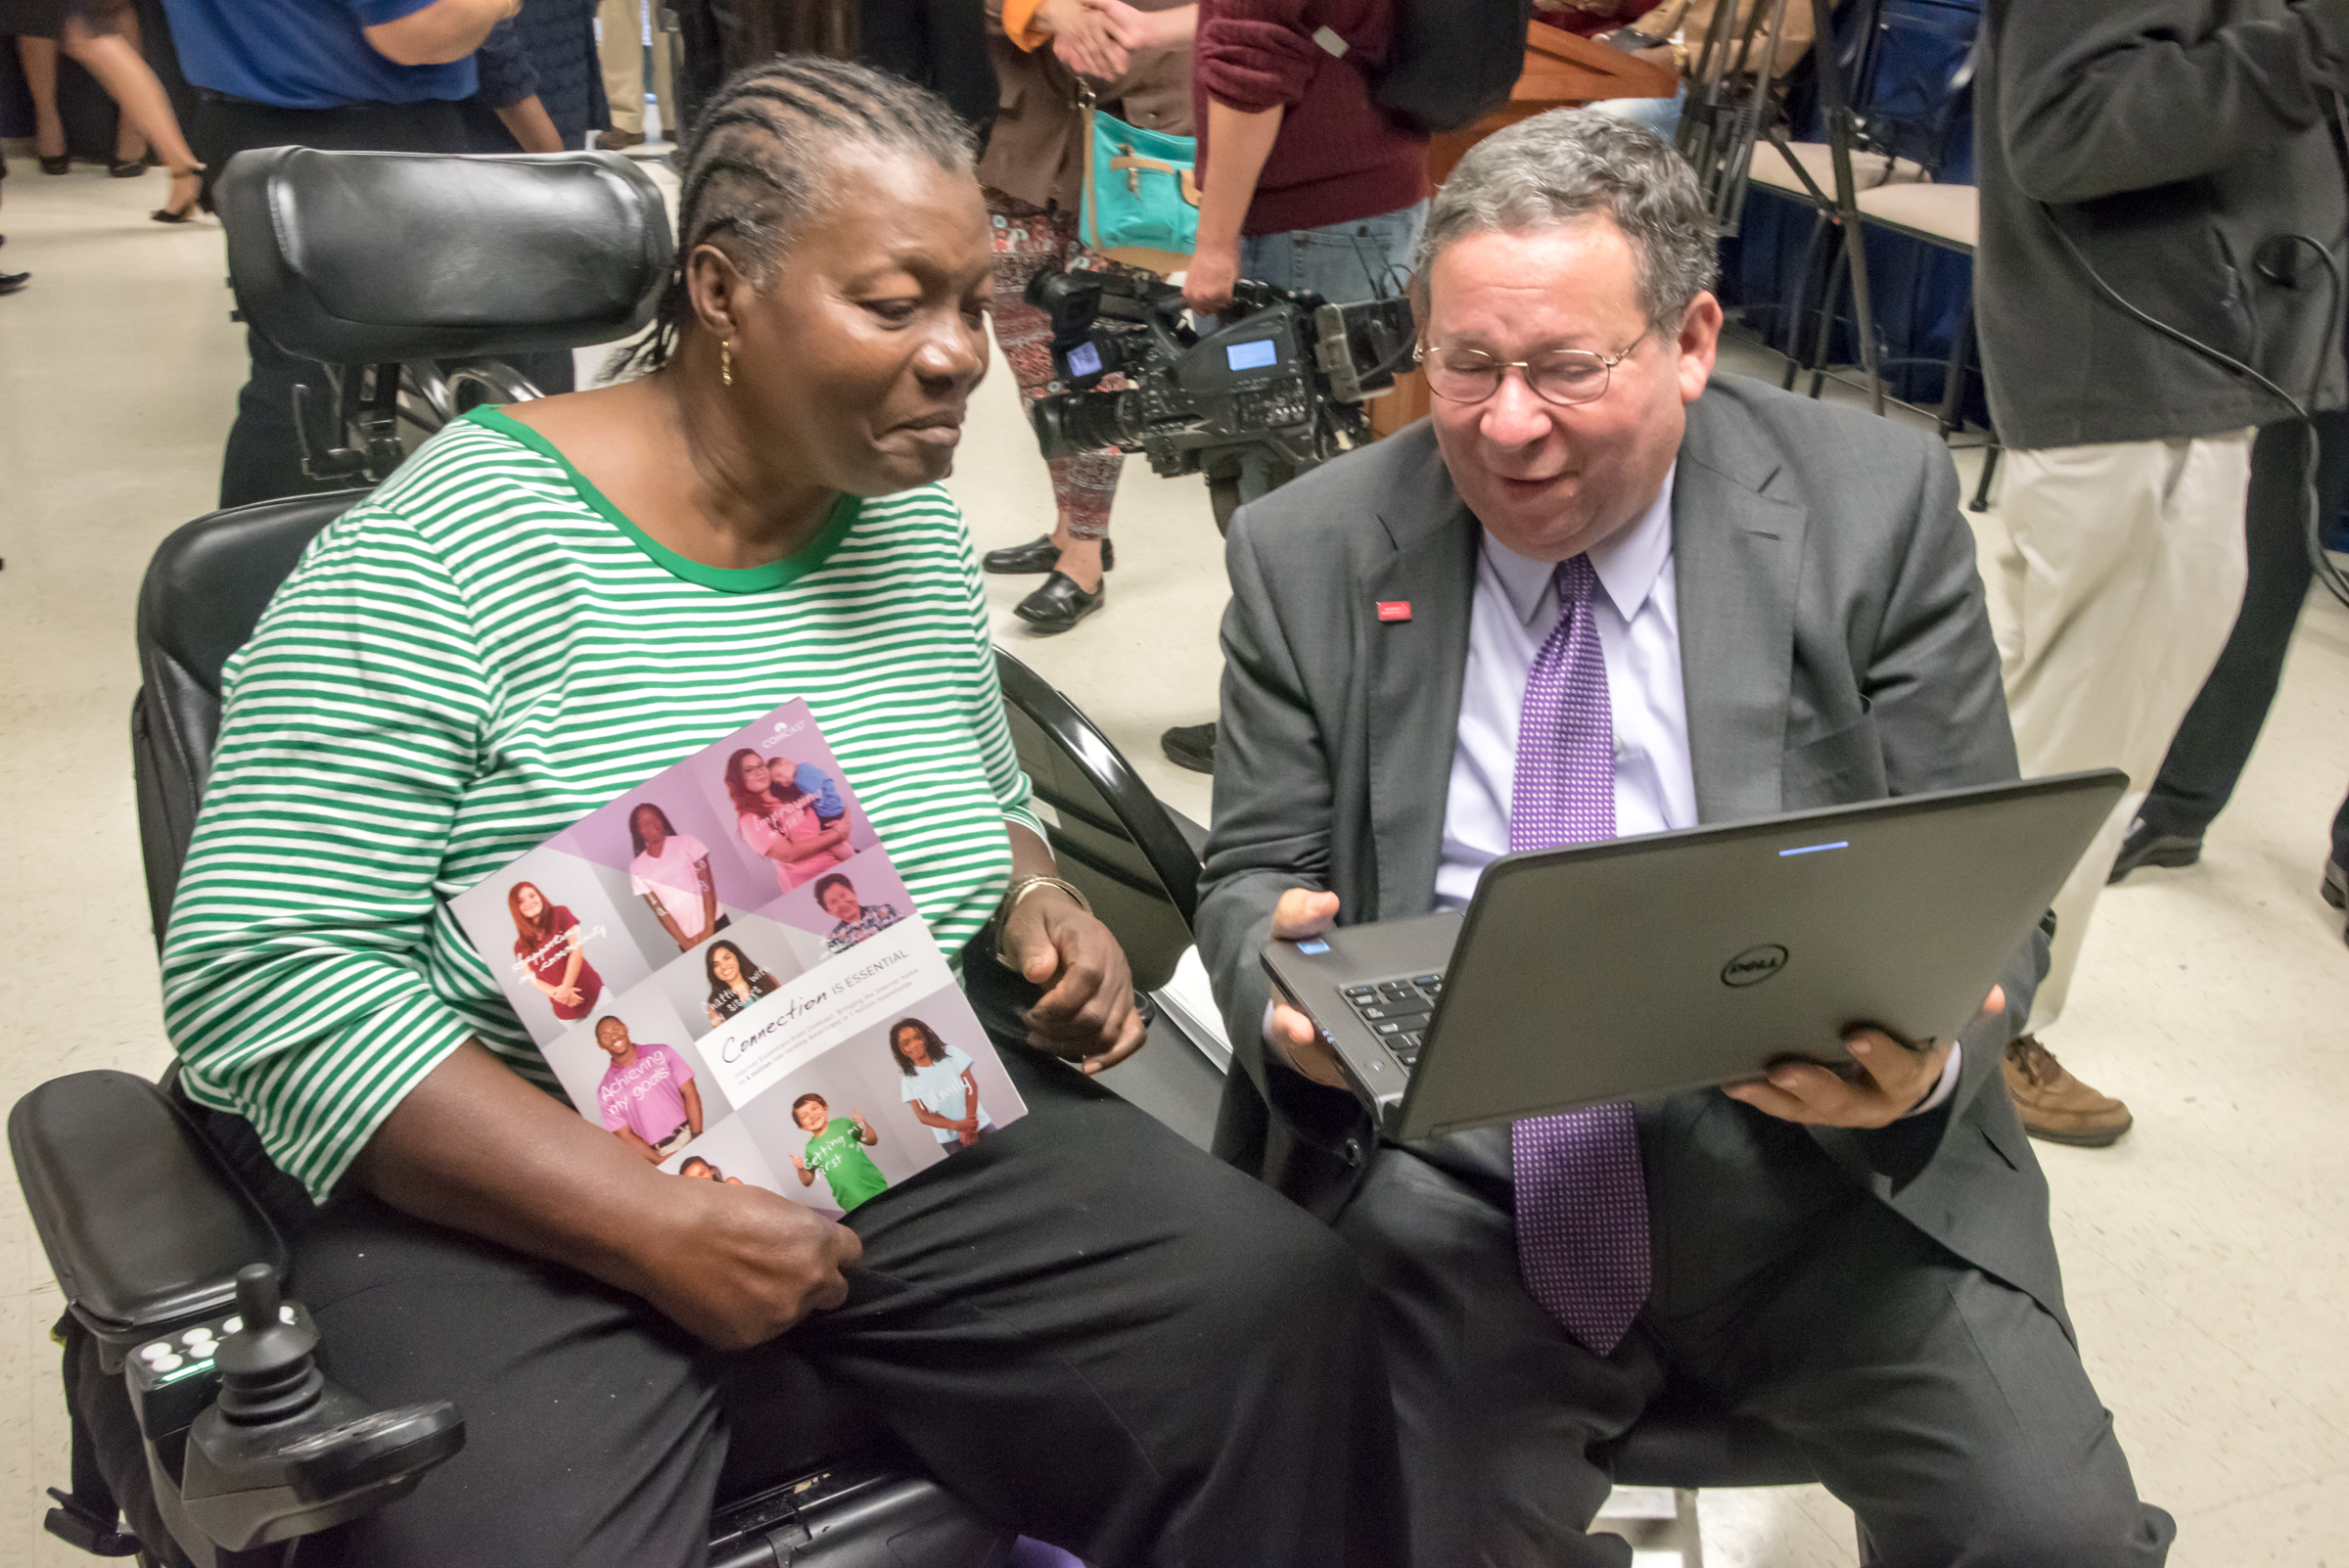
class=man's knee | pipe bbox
[1872,1462,2173,1568]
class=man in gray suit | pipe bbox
[1196,111,2171,1565]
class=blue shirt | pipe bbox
[163,0,478,110]
[794,764,848,820]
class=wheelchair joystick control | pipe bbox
[168,1264,467,1553]
[213,1265,325,1426]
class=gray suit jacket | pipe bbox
[1196,377,2069,1328]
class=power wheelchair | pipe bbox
[14,146,1018,1568]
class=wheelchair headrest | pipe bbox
[218,147,674,365]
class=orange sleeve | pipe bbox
[1002,0,1051,50]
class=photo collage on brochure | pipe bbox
[447,700,1027,1218]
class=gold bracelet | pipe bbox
[992,875,1092,968]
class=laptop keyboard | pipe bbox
[1340,973,1446,1072]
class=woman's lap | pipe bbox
[291,1045,1402,1567]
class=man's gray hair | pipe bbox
[1412,110,1719,330]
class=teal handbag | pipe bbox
[1078,89,1199,269]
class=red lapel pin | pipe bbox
[1377,600,1412,623]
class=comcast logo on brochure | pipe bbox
[1720,945,1789,988]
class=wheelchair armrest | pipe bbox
[10,1072,286,1363]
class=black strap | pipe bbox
[44,1313,142,1559]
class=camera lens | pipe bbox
[1029,389,1142,460]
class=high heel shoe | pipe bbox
[111,156,153,178]
[39,155,69,175]
[152,165,206,224]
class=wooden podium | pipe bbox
[1367,22,1679,437]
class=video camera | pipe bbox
[1024,268,1415,527]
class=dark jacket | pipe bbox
[471,0,608,151]
[1197,380,2067,1329]
[1975,0,2349,450]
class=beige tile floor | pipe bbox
[3,157,2346,1565]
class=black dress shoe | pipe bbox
[2324,856,2345,917]
[1161,721,1216,774]
[983,534,1114,576]
[0,272,29,297]
[2107,816,2202,884]
[1013,571,1104,634]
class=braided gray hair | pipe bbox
[611,56,977,378]
[1412,110,1718,331]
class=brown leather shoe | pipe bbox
[2003,1036,2132,1147]
[595,128,644,150]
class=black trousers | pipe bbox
[189,95,471,509]
[162,1037,1403,1568]
[858,0,997,133]
[1335,1122,2173,1568]
[2138,410,2349,865]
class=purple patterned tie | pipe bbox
[1508,555,1650,1356]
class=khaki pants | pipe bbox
[597,0,673,139]
[1992,430,2255,1033]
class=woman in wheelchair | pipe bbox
[155,56,1402,1568]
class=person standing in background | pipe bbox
[469,0,608,152]
[0,0,207,218]
[1973,0,2349,1148]
[592,0,670,146]
[18,20,153,175]
[1111,0,1426,773]
[1174,0,1425,328]
[161,0,519,507]
[2108,405,2349,949]
[864,0,1000,131]
[974,0,1194,634]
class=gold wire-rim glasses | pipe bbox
[1413,337,1645,407]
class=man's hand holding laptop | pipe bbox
[1266,885,2004,1128]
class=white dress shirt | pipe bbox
[1436,469,1694,910]
[1429,469,1959,1114]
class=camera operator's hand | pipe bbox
[1265,889,1351,1088]
[1183,236,1242,316]
[633,1175,860,1350]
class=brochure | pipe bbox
[449,700,1027,1216]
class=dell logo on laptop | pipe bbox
[1721,945,1790,987]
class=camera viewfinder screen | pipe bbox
[1224,340,1279,372]
[1067,343,1104,378]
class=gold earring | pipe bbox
[721,340,734,387]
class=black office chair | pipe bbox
[992,652,1202,993]
[15,148,1013,1568]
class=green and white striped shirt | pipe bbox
[161,407,1041,1200]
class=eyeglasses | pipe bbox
[1414,337,1645,407]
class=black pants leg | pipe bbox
[189,96,469,509]
[2140,410,2349,860]
[1670,1200,2172,1568]
[1335,1140,2168,1568]
[284,1044,1403,1568]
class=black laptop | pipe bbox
[1260,770,2128,1142]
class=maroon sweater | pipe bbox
[1193,0,1429,236]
